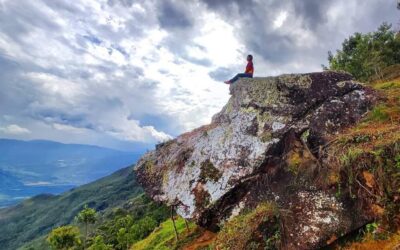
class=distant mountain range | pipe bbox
[0,139,144,207]
[0,166,145,250]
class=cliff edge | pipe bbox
[135,71,377,249]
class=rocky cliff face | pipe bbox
[136,71,376,249]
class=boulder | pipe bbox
[136,71,376,249]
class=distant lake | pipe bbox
[0,184,75,208]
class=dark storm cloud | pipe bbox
[198,0,399,70]
[201,0,254,11]
[201,0,331,28]
[292,0,332,28]
[206,1,303,63]
[197,0,301,64]
[158,0,193,30]
[245,31,296,63]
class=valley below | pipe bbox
[0,139,142,207]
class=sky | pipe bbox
[0,0,398,151]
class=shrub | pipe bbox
[325,23,400,81]
[214,203,280,250]
[47,225,81,250]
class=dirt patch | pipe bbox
[182,230,216,250]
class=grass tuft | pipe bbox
[214,203,280,250]
[367,105,390,122]
[131,217,195,250]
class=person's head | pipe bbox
[247,54,253,62]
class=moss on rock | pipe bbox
[192,183,211,210]
[199,159,222,183]
[279,74,312,89]
[214,203,280,250]
[244,78,286,107]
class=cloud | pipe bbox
[199,0,399,74]
[158,0,193,30]
[209,67,233,81]
[53,123,87,134]
[0,125,31,135]
[292,0,332,28]
[0,0,398,150]
[273,11,288,29]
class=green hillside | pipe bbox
[0,166,144,250]
[0,139,143,207]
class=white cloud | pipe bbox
[26,72,85,100]
[53,123,87,134]
[24,181,52,186]
[193,12,244,66]
[0,0,397,150]
[0,124,31,135]
[273,11,288,29]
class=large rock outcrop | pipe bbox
[136,71,376,249]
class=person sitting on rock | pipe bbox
[224,54,254,84]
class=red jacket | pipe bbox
[245,61,254,76]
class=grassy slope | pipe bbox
[0,166,143,250]
[328,77,400,249]
[343,232,400,250]
[131,217,198,250]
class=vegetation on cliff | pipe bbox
[326,23,400,81]
[323,76,400,249]
[214,203,280,250]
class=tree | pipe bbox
[170,206,179,241]
[87,236,112,250]
[94,214,134,248]
[128,216,157,243]
[326,23,400,81]
[111,215,134,249]
[47,225,81,250]
[76,205,97,249]
[116,228,129,250]
[115,214,133,229]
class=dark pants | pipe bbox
[229,73,253,83]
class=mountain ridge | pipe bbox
[0,166,143,250]
[0,138,143,154]
[0,138,142,207]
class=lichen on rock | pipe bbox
[135,71,376,249]
[199,159,222,183]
